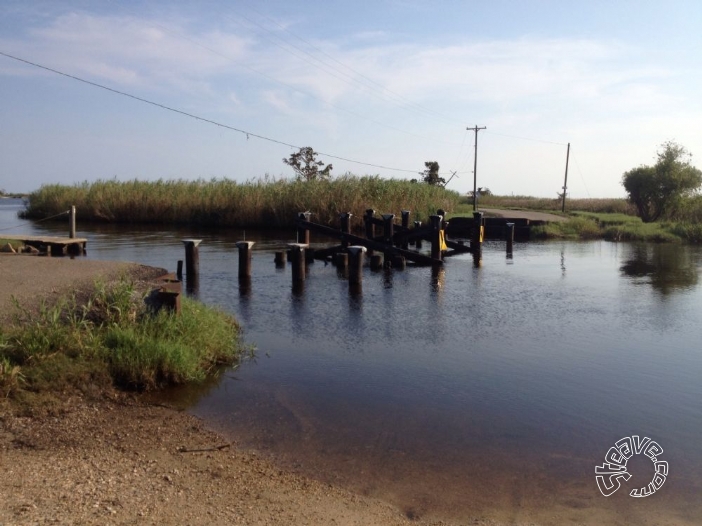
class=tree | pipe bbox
[422,161,445,186]
[283,147,333,181]
[622,141,702,222]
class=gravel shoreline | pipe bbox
[0,255,447,525]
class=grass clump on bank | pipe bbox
[0,280,246,402]
[21,176,460,229]
[531,212,687,243]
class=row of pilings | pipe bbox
[172,211,517,300]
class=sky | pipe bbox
[1,0,700,197]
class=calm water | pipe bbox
[3,199,702,524]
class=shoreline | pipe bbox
[0,255,461,525]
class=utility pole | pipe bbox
[468,125,486,211]
[561,142,570,213]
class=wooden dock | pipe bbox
[1,234,87,256]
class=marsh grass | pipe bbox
[21,176,460,229]
[471,195,635,215]
[0,280,245,399]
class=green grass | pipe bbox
[531,212,688,242]
[21,176,460,229]
[0,280,247,401]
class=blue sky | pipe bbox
[1,0,700,197]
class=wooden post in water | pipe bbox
[430,215,442,262]
[289,243,306,284]
[182,239,202,279]
[364,209,375,239]
[414,221,422,248]
[348,245,367,286]
[176,260,183,280]
[340,212,352,249]
[370,254,383,270]
[381,214,395,245]
[392,255,406,270]
[69,205,76,239]
[472,212,483,267]
[335,252,349,269]
[297,212,311,245]
[235,241,255,279]
[401,210,410,249]
[274,251,287,267]
[505,222,515,257]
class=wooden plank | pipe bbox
[1,234,88,244]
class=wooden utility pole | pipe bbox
[468,125,486,211]
[561,142,571,213]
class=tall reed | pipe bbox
[22,176,460,229]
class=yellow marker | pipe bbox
[479,226,485,243]
[439,230,448,251]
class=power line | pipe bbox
[102,0,463,147]
[237,2,465,126]
[0,50,440,175]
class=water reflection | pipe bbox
[620,244,698,294]
[4,200,702,525]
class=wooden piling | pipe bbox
[414,221,422,248]
[297,212,311,245]
[274,251,287,267]
[382,214,395,246]
[370,254,383,270]
[289,243,306,283]
[391,255,406,270]
[340,212,352,249]
[238,276,252,297]
[430,215,442,262]
[182,239,202,279]
[235,241,255,278]
[347,246,367,285]
[472,212,483,267]
[335,252,349,268]
[69,205,76,239]
[505,222,515,256]
[401,210,410,249]
[176,260,183,280]
[364,209,375,240]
